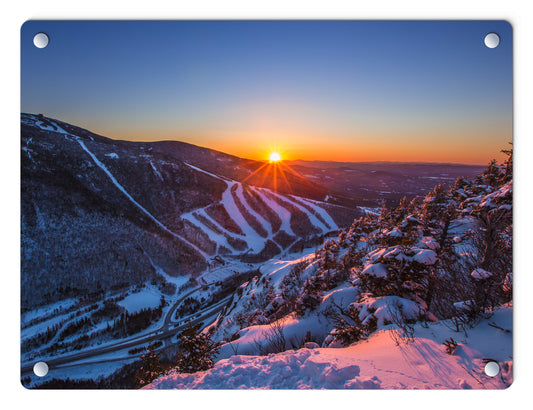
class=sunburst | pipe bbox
[269,152,282,162]
[241,149,312,196]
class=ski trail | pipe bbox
[294,197,338,231]
[184,162,231,182]
[183,162,264,252]
[235,185,272,236]
[181,204,245,246]
[77,139,209,259]
[182,211,236,252]
[221,182,264,252]
[196,208,243,241]
[253,187,295,236]
[150,161,163,181]
[269,191,330,233]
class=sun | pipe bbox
[269,152,282,162]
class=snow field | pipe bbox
[21,298,78,325]
[117,289,161,313]
[147,348,367,389]
[147,306,512,390]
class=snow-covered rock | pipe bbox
[471,268,494,280]
[367,246,402,263]
[412,249,438,265]
[388,227,403,238]
[361,263,388,278]
[453,300,475,311]
[304,342,320,349]
[356,295,423,327]
[421,236,440,250]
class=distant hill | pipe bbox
[287,159,485,207]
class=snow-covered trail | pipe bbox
[182,181,270,253]
[269,190,330,233]
[234,184,272,236]
[150,160,163,181]
[181,209,236,253]
[77,140,209,259]
[184,162,272,252]
[220,181,265,252]
[184,162,230,182]
[253,187,295,236]
[293,196,338,231]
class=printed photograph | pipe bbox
[21,20,512,389]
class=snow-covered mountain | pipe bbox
[21,113,358,309]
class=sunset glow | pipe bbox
[21,21,512,164]
[269,152,282,162]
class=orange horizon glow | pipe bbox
[98,134,511,165]
[67,118,511,166]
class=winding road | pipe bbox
[21,284,233,376]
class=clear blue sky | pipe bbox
[21,20,512,163]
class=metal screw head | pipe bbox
[484,33,500,49]
[33,33,49,49]
[484,361,500,377]
[33,361,49,377]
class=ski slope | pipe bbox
[181,163,338,256]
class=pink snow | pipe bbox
[356,295,422,327]
[471,268,494,280]
[145,307,512,390]
[421,236,440,250]
[367,246,402,263]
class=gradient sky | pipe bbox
[21,20,512,164]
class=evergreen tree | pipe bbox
[295,276,322,315]
[134,344,166,388]
[480,159,503,187]
[501,142,513,182]
[357,251,433,304]
[174,323,220,374]
[327,303,377,346]
[378,201,390,246]
[392,196,409,225]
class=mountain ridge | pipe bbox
[21,113,357,309]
